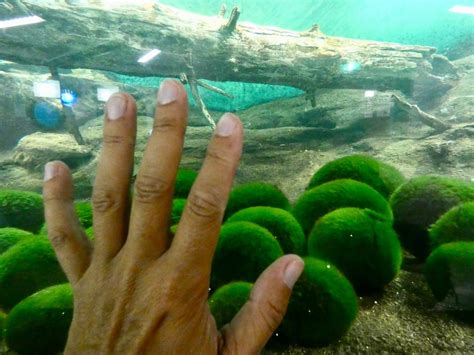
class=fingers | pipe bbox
[92,93,137,259]
[221,255,304,354]
[170,113,243,276]
[127,80,188,258]
[43,161,93,285]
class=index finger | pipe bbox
[169,113,243,279]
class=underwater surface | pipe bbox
[0,0,473,353]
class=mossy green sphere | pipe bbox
[174,169,198,198]
[5,283,73,355]
[390,176,474,260]
[308,208,402,293]
[171,198,187,225]
[424,242,474,310]
[0,237,66,310]
[307,155,405,199]
[227,207,305,255]
[280,257,358,347]
[429,202,474,252]
[0,190,44,233]
[0,228,35,254]
[209,282,252,329]
[211,222,283,289]
[292,179,393,236]
[224,182,291,220]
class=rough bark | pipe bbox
[0,1,458,103]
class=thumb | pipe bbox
[220,255,304,354]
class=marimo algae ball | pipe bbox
[279,257,358,347]
[226,206,305,255]
[0,237,66,310]
[390,176,474,260]
[209,281,253,329]
[307,154,405,199]
[5,283,73,355]
[224,182,291,220]
[0,190,44,233]
[0,228,35,254]
[308,208,402,293]
[429,202,474,252]
[424,242,474,312]
[211,221,283,289]
[292,179,392,236]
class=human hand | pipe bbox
[42,80,304,354]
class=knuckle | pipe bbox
[48,228,70,249]
[92,188,121,213]
[186,190,222,220]
[153,114,184,134]
[206,146,233,167]
[103,134,125,145]
[134,174,172,204]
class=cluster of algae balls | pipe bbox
[0,157,473,353]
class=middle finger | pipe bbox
[126,80,188,258]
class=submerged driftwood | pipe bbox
[0,1,457,104]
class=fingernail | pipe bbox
[44,162,59,182]
[216,113,237,137]
[284,258,305,289]
[157,80,179,105]
[107,94,127,120]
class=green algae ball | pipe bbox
[429,202,474,252]
[307,155,405,199]
[174,168,198,198]
[308,208,402,293]
[292,179,393,236]
[224,182,291,220]
[5,283,73,355]
[171,198,186,225]
[0,190,44,233]
[211,222,283,289]
[424,242,474,309]
[209,281,253,329]
[280,257,358,347]
[227,206,305,255]
[390,176,474,260]
[0,237,66,310]
[0,228,35,254]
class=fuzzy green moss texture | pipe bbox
[5,283,73,355]
[224,182,291,220]
[209,282,253,329]
[211,222,283,289]
[390,176,474,260]
[227,207,305,255]
[307,155,405,199]
[308,208,402,293]
[171,198,187,225]
[0,237,66,310]
[280,257,358,347]
[0,190,44,233]
[424,242,474,309]
[429,202,474,252]
[174,169,198,198]
[292,179,393,236]
[0,228,35,255]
